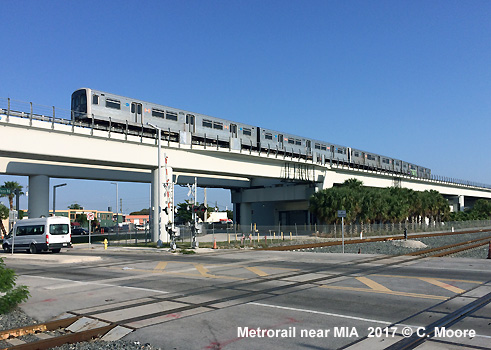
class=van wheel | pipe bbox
[51,248,61,253]
[3,244,10,253]
[29,244,38,254]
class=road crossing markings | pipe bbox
[372,274,482,284]
[244,266,269,277]
[154,262,168,271]
[193,263,218,278]
[355,277,392,292]
[320,285,449,300]
[417,277,466,294]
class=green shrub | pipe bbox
[0,258,30,314]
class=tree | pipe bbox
[309,178,449,226]
[0,203,8,237]
[470,199,491,219]
[0,257,30,314]
[130,208,150,215]
[0,181,24,211]
[0,203,8,221]
[68,203,83,210]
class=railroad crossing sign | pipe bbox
[86,212,95,221]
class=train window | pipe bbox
[242,128,251,136]
[295,139,302,145]
[354,152,360,157]
[315,143,321,150]
[213,121,223,130]
[265,133,273,140]
[288,139,295,144]
[166,112,178,121]
[92,95,99,105]
[337,148,344,154]
[152,109,165,118]
[106,99,121,110]
[395,161,400,166]
[203,119,213,128]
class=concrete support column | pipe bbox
[28,175,49,219]
[240,202,252,227]
[459,195,465,211]
[151,168,160,243]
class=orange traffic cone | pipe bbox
[213,238,217,249]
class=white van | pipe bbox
[2,216,72,254]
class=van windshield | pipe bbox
[50,224,70,235]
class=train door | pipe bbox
[306,140,312,155]
[256,127,261,150]
[131,102,142,124]
[186,114,195,133]
[230,124,237,138]
[278,134,284,149]
[347,147,352,162]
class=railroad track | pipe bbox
[2,231,489,349]
[261,228,491,252]
[406,235,491,258]
[0,316,132,350]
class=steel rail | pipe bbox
[1,322,117,350]
[0,316,80,341]
[430,239,491,258]
[384,292,491,350]
[262,228,491,251]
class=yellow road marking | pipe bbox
[356,277,391,292]
[193,264,215,278]
[372,274,482,284]
[154,262,168,271]
[244,266,269,277]
[320,285,448,300]
[417,277,466,294]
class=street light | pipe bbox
[147,122,162,246]
[53,183,67,216]
[111,182,118,226]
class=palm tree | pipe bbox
[0,181,24,211]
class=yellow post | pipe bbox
[274,232,276,241]
[103,238,108,250]
[228,234,230,244]
[235,233,237,242]
[290,232,292,240]
[281,232,284,240]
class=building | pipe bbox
[124,214,149,227]
[50,209,123,228]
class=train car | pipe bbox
[71,88,430,179]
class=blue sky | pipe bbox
[1,0,490,213]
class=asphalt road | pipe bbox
[2,245,491,349]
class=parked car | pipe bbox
[71,227,89,235]
[3,216,72,253]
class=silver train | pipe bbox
[71,88,431,178]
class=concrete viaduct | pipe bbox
[1,109,490,243]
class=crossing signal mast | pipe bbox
[187,177,204,249]
[163,154,179,250]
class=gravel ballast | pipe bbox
[295,231,491,258]
[0,309,161,350]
